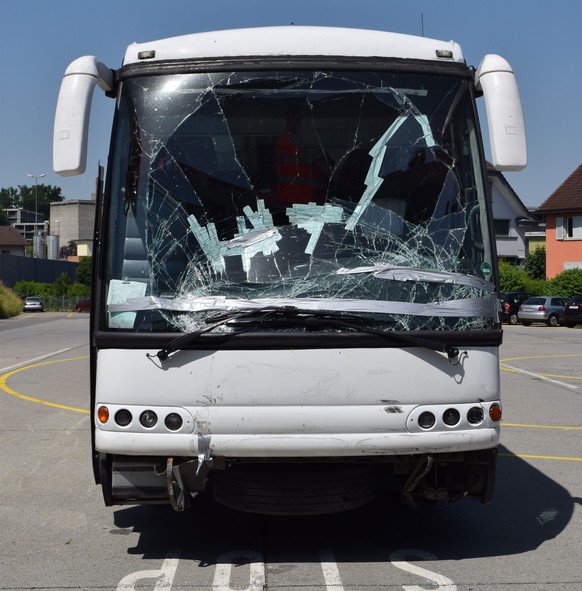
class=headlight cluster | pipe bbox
[97,405,191,433]
[409,403,501,432]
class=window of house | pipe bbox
[494,219,510,236]
[556,216,582,240]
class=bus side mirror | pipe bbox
[476,54,527,171]
[53,56,114,176]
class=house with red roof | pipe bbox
[536,164,582,278]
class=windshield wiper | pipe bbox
[148,308,277,361]
[149,306,459,363]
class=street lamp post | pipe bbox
[27,173,46,257]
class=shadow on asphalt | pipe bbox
[112,443,577,564]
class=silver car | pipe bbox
[23,296,44,312]
[519,296,568,326]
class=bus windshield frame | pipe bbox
[103,68,497,334]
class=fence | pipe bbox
[39,295,90,312]
[0,253,79,287]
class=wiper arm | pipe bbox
[149,308,278,361]
[291,311,460,362]
[150,306,459,364]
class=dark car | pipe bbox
[74,299,91,313]
[518,296,568,326]
[499,291,533,325]
[559,295,582,327]
[23,296,44,312]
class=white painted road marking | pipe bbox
[390,549,457,591]
[117,551,180,590]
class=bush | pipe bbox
[498,262,527,292]
[548,268,582,298]
[0,282,22,318]
[13,279,90,311]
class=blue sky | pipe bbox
[1,0,580,207]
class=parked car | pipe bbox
[23,296,44,312]
[558,295,582,328]
[499,291,533,325]
[74,299,91,313]
[518,296,568,326]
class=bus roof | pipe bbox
[123,26,464,66]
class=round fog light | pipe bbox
[467,407,484,424]
[418,411,436,429]
[443,408,460,426]
[165,413,183,431]
[115,409,132,427]
[140,410,158,428]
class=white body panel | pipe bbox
[95,346,500,457]
[124,26,463,65]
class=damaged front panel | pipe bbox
[105,69,496,334]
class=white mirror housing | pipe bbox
[476,54,527,171]
[53,56,114,176]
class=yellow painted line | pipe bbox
[500,353,582,381]
[0,357,89,414]
[500,452,582,462]
[503,422,582,430]
[501,354,582,362]
[537,373,582,381]
[499,353,582,388]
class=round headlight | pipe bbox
[467,407,484,424]
[115,409,132,427]
[418,411,436,429]
[165,413,183,431]
[140,410,158,428]
[443,408,460,426]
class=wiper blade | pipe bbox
[150,306,459,363]
[151,306,386,360]
[149,308,277,361]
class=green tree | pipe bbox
[524,246,546,280]
[60,240,77,259]
[0,184,65,219]
[76,257,93,287]
[54,272,72,296]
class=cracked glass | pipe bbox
[104,69,496,333]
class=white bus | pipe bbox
[54,26,526,515]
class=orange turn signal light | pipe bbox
[97,406,110,424]
[489,403,502,422]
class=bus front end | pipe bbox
[54,27,526,514]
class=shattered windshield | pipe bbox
[105,69,496,333]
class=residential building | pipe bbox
[0,225,27,256]
[3,208,48,243]
[536,164,582,278]
[488,164,534,265]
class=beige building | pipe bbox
[49,200,96,258]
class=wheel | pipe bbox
[547,314,558,327]
[566,323,575,328]
[522,321,532,326]
[509,313,518,325]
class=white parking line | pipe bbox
[0,348,72,374]
[500,362,578,390]
[319,549,345,590]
